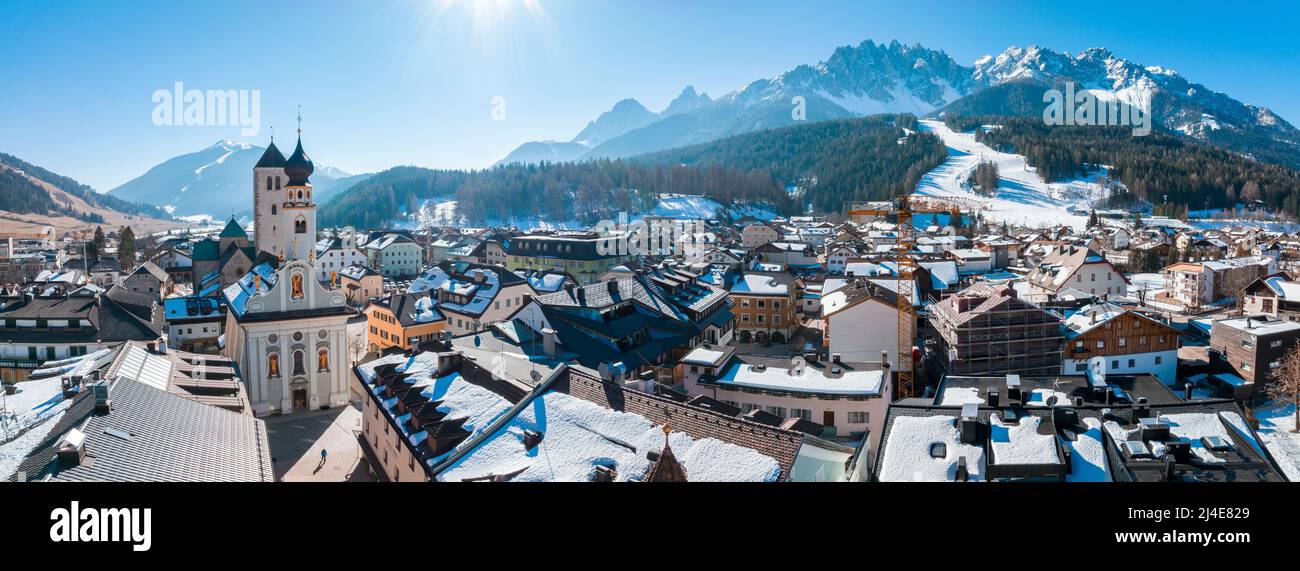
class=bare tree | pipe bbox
[1268,342,1300,433]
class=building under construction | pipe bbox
[927,282,1063,379]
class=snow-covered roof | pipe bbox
[711,360,883,397]
[436,390,781,482]
[357,353,515,468]
[878,415,985,482]
[988,414,1059,465]
[730,273,789,295]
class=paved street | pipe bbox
[264,404,372,482]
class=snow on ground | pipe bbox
[913,120,1108,231]
[1255,404,1300,482]
[407,194,780,231]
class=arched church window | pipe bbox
[271,205,277,215]
[295,218,307,234]
[292,350,306,376]
[266,176,272,190]
[276,176,282,190]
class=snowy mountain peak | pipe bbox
[734,38,976,116]
[570,98,659,147]
[662,85,712,117]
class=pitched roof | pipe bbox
[219,218,248,239]
[8,377,272,482]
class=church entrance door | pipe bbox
[293,388,308,410]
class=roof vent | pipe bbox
[57,428,87,467]
[91,380,110,415]
[522,429,544,451]
[1201,435,1234,452]
[591,465,617,482]
[954,456,969,482]
[929,442,947,458]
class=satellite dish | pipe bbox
[530,370,542,383]
[473,335,481,347]
[1047,396,1059,407]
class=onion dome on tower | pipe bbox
[284,137,314,186]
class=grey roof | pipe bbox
[9,377,272,482]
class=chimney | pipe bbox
[92,380,110,415]
[1134,396,1150,421]
[832,353,842,365]
[987,388,1000,408]
[1005,374,1022,402]
[959,403,981,445]
[955,456,969,482]
[607,279,619,294]
[542,328,557,358]
[523,429,544,451]
[1183,382,1194,401]
[576,287,586,304]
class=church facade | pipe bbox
[222,134,352,416]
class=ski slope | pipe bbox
[913,120,1110,231]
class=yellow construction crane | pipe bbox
[846,195,971,399]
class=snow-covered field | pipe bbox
[913,120,1109,231]
[1255,404,1300,482]
[404,193,780,231]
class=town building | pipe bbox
[337,263,383,306]
[728,271,801,344]
[365,292,446,353]
[3,341,271,481]
[363,232,423,278]
[740,223,781,248]
[928,282,1064,379]
[873,373,1284,482]
[1241,273,1300,321]
[354,350,866,482]
[820,279,904,368]
[314,228,368,283]
[1061,302,1180,384]
[504,233,633,284]
[222,134,353,416]
[1162,256,1275,309]
[406,262,536,335]
[0,288,161,383]
[163,295,224,353]
[1024,245,1128,302]
[1209,315,1300,401]
[681,348,891,450]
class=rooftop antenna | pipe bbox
[297,105,302,137]
[269,125,274,144]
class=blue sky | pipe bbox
[2,0,1297,191]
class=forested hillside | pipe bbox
[0,152,169,220]
[320,160,787,228]
[636,114,948,211]
[944,116,1300,217]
